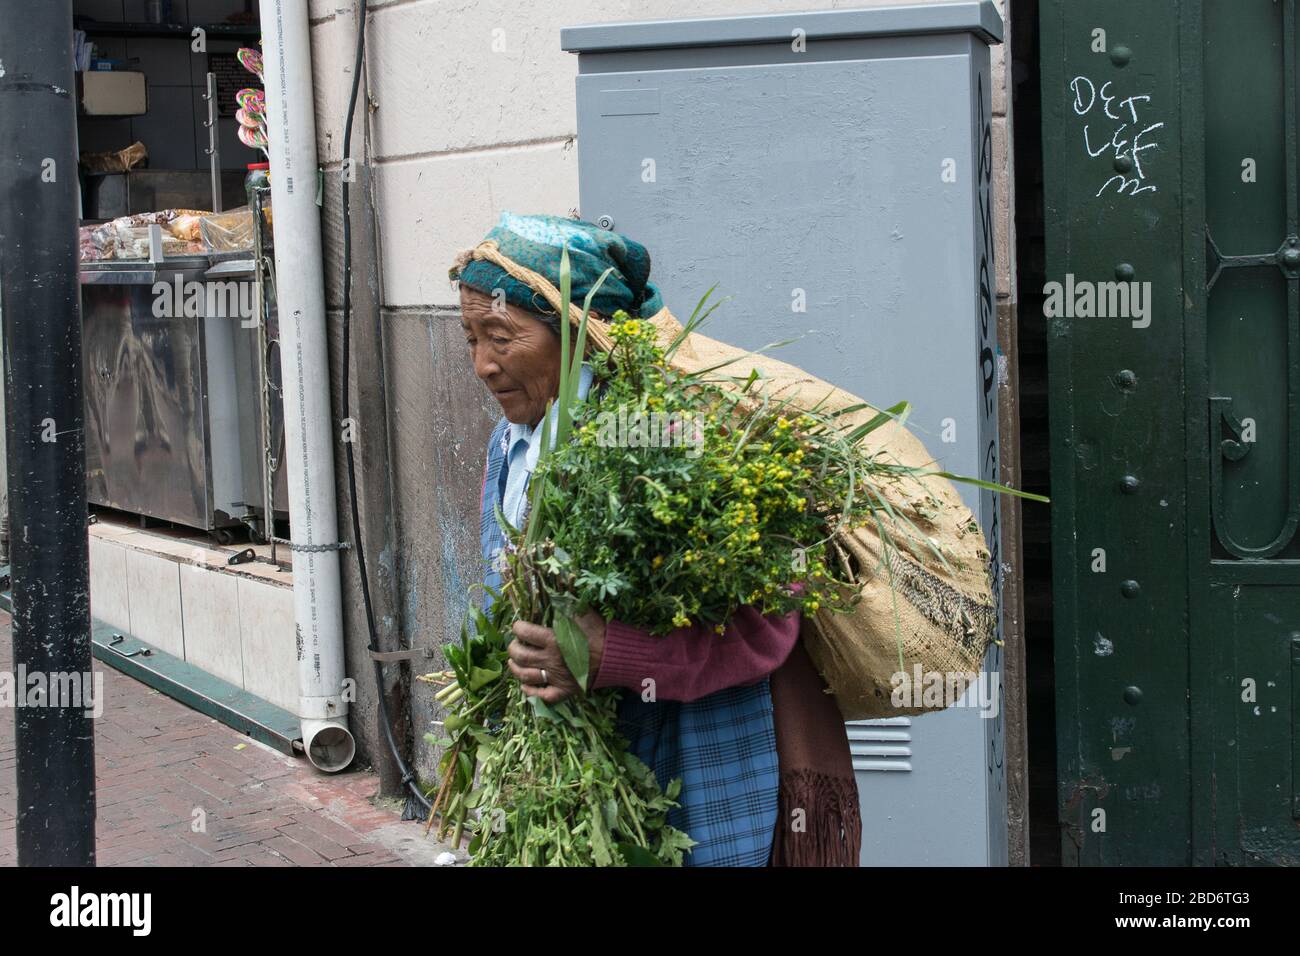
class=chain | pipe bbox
[270,537,351,553]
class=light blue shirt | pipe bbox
[499,364,593,533]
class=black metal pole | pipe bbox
[0,0,96,866]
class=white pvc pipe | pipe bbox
[259,0,355,773]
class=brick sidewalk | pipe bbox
[0,612,455,867]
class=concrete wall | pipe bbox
[305,0,1021,821]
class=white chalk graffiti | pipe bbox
[1069,75,1165,198]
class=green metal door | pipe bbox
[1042,0,1300,865]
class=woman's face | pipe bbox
[460,285,561,427]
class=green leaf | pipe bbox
[469,605,499,645]
[443,713,466,733]
[558,247,572,445]
[552,613,590,691]
[665,284,726,357]
[528,695,561,723]
[588,803,615,866]
[656,827,698,866]
[842,400,912,444]
[457,750,475,787]
[524,401,555,547]
[616,842,665,867]
[468,661,501,692]
[493,501,520,540]
[928,471,1052,503]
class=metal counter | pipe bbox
[80,252,287,536]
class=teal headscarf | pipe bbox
[449,212,664,326]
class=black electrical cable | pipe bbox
[339,0,432,817]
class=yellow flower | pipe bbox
[652,555,664,569]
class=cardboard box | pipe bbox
[80,71,147,116]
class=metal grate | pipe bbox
[847,717,914,773]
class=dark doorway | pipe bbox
[1010,0,1059,866]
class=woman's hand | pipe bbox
[507,611,606,704]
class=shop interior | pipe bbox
[74,0,290,555]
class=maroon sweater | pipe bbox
[590,607,801,701]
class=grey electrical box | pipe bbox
[565,1,1006,866]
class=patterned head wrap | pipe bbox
[449,212,664,330]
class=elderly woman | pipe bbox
[451,212,860,867]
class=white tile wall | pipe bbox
[124,549,186,657]
[237,576,298,713]
[91,527,299,712]
[179,563,245,688]
[88,537,132,633]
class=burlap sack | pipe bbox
[454,239,997,721]
[640,310,997,721]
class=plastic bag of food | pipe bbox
[199,207,259,253]
[84,210,210,260]
[79,223,113,261]
[166,213,204,241]
[96,224,204,260]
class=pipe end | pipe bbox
[301,718,356,773]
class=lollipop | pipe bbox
[236,47,264,81]
[236,87,265,120]
[238,123,268,150]
[232,51,268,159]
